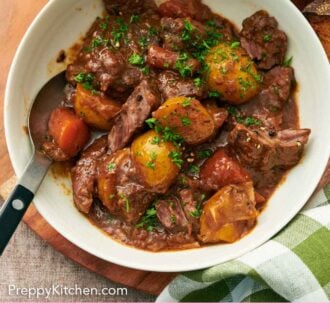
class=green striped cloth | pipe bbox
[157,185,330,302]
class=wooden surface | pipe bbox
[0,0,329,296]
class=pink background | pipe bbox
[0,304,329,329]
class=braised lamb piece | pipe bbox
[240,10,288,70]
[228,124,311,171]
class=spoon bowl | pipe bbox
[0,71,67,254]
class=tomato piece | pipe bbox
[200,149,251,190]
[48,107,90,157]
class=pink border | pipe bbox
[0,303,329,329]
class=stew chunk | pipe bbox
[43,107,90,161]
[153,97,216,145]
[200,149,251,191]
[131,131,180,193]
[74,84,121,131]
[97,148,155,223]
[205,43,261,104]
[240,10,288,70]
[199,182,258,243]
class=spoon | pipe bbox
[0,71,67,254]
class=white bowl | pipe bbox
[4,0,330,272]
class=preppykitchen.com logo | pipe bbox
[8,284,128,299]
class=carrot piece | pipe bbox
[48,107,90,157]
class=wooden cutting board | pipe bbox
[0,0,329,296]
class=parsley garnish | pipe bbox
[227,106,262,127]
[263,34,272,42]
[181,116,192,126]
[119,193,130,213]
[151,136,161,145]
[100,22,108,31]
[208,91,221,98]
[139,36,148,48]
[190,208,202,218]
[231,41,240,49]
[107,163,116,171]
[197,149,213,159]
[129,53,144,66]
[189,164,200,174]
[74,72,95,91]
[284,56,293,67]
[112,18,128,47]
[182,98,192,107]
[146,152,157,170]
[175,53,193,77]
[145,118,157,129]
[135,206,158,232]
[130,14,140,23]
[194,77,203,87]
[182,20,194,42]
[168,151,184,168]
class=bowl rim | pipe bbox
[4,0,330,272]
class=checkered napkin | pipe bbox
[157,185,330,302]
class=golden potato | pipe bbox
[199,182,258,243]
[205,43,261,104]
[153,97,216,145]
[131,130,180,193]
[74,84,121,131]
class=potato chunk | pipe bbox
[131,130,180,193]
[153,96,216,145]
[199,182,258,243]
[205,43,261,104]
[74,84,121,131]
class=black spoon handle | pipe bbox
[0,185,34,254]
[0,153,52,255]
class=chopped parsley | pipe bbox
[242,117,262,127]
[205,20,216,27]
[161,127,184,146]
[107,163,116,171]
[208,91,221,98]
[181,116,192,126]
[129,53,144,66]
[135,206,158,232]
[146,152,158,170]
[112,18,128,47]
[227,106,262,127]
[182,20,194,42]
[194,77,203,87]
[182,98,192,107]
[145,118,157,129]
[140,66,150,75]
[231,41,240,49]
[151,136,161,145]
[130,14,140,23]
[168,151,184,168]
[74,72,95,91]
[197,149,213,159]
[263,34,272,42]
[175,53,193,77]
[119,193,130,213]
[148,26,158,36]
[139,36,148,48]
[284,56,293,67]
[190,208,202,218]
[189,164,200,174]
[99,22,108,31]
[145,119,184,146]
